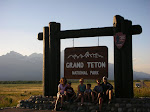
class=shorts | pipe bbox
[93,92,103,98]
[67,93,74,98]
[77,92,84,97]
[102,94,109,102]
[57,92,65,98]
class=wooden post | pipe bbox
[113,15,133,98]
[43,27,50,96]
[49,22,61,96]
[113,15,124,98]
[121,20,133,98]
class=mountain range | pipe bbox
[0,51,150,81]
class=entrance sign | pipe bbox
[37,15,142,98]
[64,46,108,79]
[114,32,126,49]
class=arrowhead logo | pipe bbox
[114,32,126,49]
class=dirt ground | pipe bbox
[0,108,65,112]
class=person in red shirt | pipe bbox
[64,81,76,102]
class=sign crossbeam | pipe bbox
[38,25,142,40]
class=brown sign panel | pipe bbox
[64,46,108,79]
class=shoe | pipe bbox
[69,100,73,103]
[65,101,68,103]
[108,100,112,104]
[54,107,58,111]
[59,107,63,111]
[94,101,98,104]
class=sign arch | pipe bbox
[37,15,142,98]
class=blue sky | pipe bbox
[0,0,150,74]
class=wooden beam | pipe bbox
[37,25,142,40]
[131,25,142,35]
[57,27,113,39]
[37,32,43,40]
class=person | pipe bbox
[101,76,113,104]
[92,78,103,112]
[84,84,92,102]
[64,81,76,102]
[54,77,67,111]
[74,78,86,106]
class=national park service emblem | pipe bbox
[114,32,126,49]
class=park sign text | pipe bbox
[64,46,108,79]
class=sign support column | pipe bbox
[49,22,61,96]
[113,15,133,98]
[43,27,50,96]
[121,20,133,98]
[113,15,124,98]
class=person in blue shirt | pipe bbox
[84,84,92,102]
[92,78,103,112]
[101,76,113,104]
[74,78,86,106]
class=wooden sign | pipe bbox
[114,32,126,49]
[64,46,108,79]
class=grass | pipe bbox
[133,81,150,97]
[0,84,42,108]
[0,81,150,108]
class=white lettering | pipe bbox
[87,62,106,68]
[101,62,106,68]
[72,71,88,75]
[90,71,99,75]
[66,62,84,68]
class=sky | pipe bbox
[0,0,150,74]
